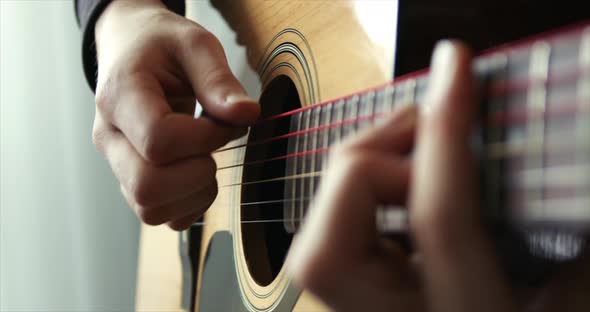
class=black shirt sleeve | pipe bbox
[74,0,185,92]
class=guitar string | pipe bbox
[191,29,590,228]
[215,113,385,154]
[239,198,312,206]
[212,95,589,199]
[218,95,588,159]
[215,135,590,172]
[192,218,303,226]
[251,63,585,125]
[218,167,590,189]
[214,96,585,156]
[229,189,590,207]
[215,92,590,169]
[219,171,322,188]
[210,65,589,172]
[215,62,587,155]
[193,196,590,225]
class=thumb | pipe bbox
[177,27,260,125]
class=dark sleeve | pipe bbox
[74,0,186,92]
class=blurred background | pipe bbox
[0,1,257,311]
[1,1,139,310]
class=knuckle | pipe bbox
[95,70,121,112]
[91,124,108,154]
[94,84,114,115]
[128,174,158,208]
[202,68,236,91]
[135,205,165,226]
[167,220,186,232]
[141,127,169,165]
[184,27,220,52]
[146,9,175,28]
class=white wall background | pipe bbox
[1,1,139,310]
[0,1,259,311]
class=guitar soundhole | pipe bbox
[240,76,300,286]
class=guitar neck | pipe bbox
[280,22,590,233]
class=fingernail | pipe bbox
[225,94,258,106]
[424,40,457,114]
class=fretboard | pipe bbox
[282,22,590,235]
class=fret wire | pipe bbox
[355,94,366,131]
[392,79,416,110]
[373,88,386,125]
[525,41,551,222]
[364,91,376,129]
[355,92,366,130]
[404,79,417,107]
[333,99,345,144]
[485,52,509,220]
[385,84,395,113]
[346,95,360,137]
[320,102,333,170]
[298,109,312,229]
[290,111,304,232]
[577,28,590,171]
[307,103,322,221]
[349,91,364,131]
[416,77,429,104]
[410,79,418,105]
[577,28,590,207]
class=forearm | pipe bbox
[74,0,185,92]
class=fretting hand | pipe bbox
[91,0,259,230]
[289,41,589,312]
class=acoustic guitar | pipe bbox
[134,1,590,311]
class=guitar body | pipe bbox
[194,2,396,311]
[137,1,396,311]
[134,1,590,311]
